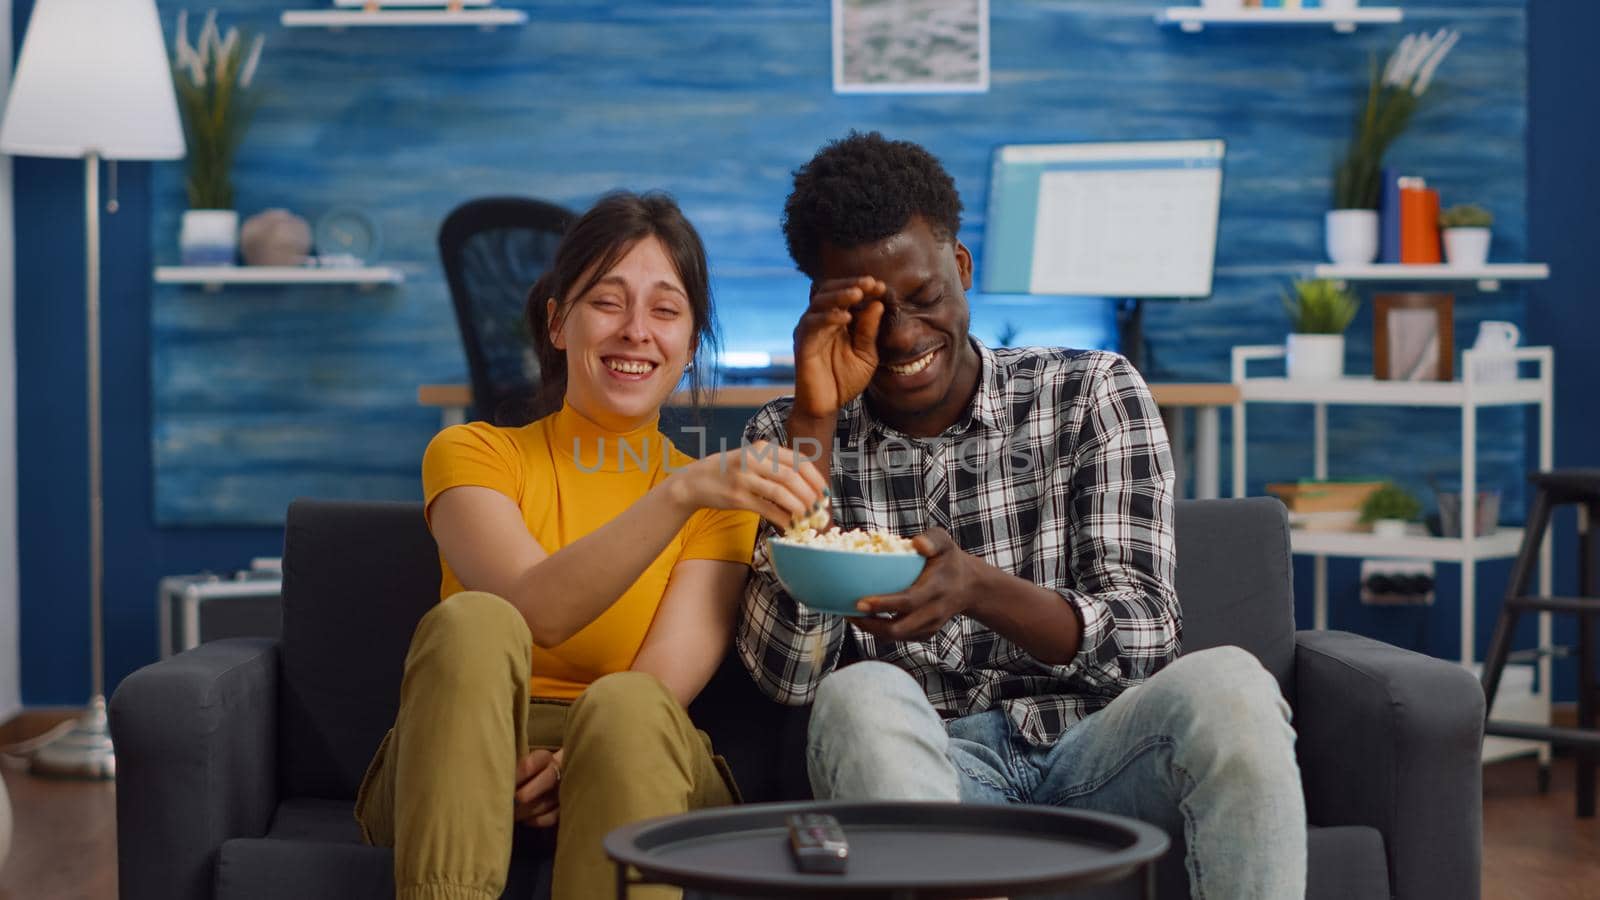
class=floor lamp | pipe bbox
[0,0,183,779]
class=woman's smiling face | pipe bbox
[549,235,695,431]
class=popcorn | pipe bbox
[778,525,916,555]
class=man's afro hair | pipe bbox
[782,131,963,280]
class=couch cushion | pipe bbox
[1173,497,1295,698]
[280,499,442,801]
[218,798,552,900]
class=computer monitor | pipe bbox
[982,139,1225,299]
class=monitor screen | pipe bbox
[982,139,1225,299]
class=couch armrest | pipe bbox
[1294,630,1484,900]
[109,638,281,900]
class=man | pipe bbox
[738,132,1306,898]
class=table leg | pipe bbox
[1144,860,1158,900]
[1162,407,1189,499]
[615,862,628,900]
[1195,406,1220,500]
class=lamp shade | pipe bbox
[0,0,183,160]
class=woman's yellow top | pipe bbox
[421,402,758,700]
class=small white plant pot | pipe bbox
[1325,209,1379,265]
[1443,227,1491,268]
[180,209,240,267]
[1286,333,1345,381]
[1371,518,1409,538]
[1322,0,1360,11]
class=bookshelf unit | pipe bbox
[1232,344,1556,763]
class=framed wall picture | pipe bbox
[833,0,989,94]
[1374,293,1455,381]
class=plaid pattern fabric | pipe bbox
[737,341,1180,746]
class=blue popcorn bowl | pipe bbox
[766,537,926,616]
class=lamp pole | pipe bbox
[30,152,115,779]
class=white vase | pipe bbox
[1286,333,1345,381]
[180,209,239,266]
[1443,227,1491,268]
[1371,518,1408,538]
[1324,209,1379,265]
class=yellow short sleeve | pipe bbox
[679,507,760,566]
[421,422,524,524]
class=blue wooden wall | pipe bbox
[152,0,1531,527]
[19,0,1560,704]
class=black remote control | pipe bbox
[787,812,849,874]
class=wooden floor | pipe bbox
[0,754,1595,898]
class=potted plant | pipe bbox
[1283,279,1359,381]
[1439,203,1493,268]
[1361,483,1423,537]
[1328,29,1460,264]
[172,11,265,266]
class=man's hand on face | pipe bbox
[851,528,979,642]
[792,276,886,420]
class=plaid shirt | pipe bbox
[737,341,1180,746]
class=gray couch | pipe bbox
[111,497,1484,899]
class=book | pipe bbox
[1266,480,1387,514]
[1379,168,1403,263]
[1399,180,1443,264]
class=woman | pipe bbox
[355,192,827,900]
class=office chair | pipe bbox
[438,197,575,426]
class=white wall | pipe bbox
[0,0,21,722]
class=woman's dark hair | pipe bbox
[782,131,964,280]
[522,191,718,421]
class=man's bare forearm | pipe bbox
[786,411,838,487]
[967,565,1083,666]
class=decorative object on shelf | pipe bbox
[1360,482,1423,536]
[1360,559,1436,606]
[1439,203,1493,268]
[315,207,383,265]
[1282,278,1358,380]
[1397,177,1442,264]
[0,0,186,780]
[240,208,313,266]
[1268,479,1385,531]
[1433,486,1500,538]
[173,10,266,266]
[1469,320,1520,384]
[1374,292,1453,381]
[1327,29,1460,263]
[1201,0,1244,9]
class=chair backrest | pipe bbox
[279,499,442,800]
[438,197,574,426]
[1173,496,1296,698]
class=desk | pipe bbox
[417,381,1238,499]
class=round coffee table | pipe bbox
[604,800,1169,899]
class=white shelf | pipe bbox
[155,265,405,289]
[1156,7,1403,33]
[281,8,527,28]
[334,0,492,6]
[1291,526,1525,562]
[1238,375,1548,408]
[1312,263,1550,291]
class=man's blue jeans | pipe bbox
[806,647,1307,899]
